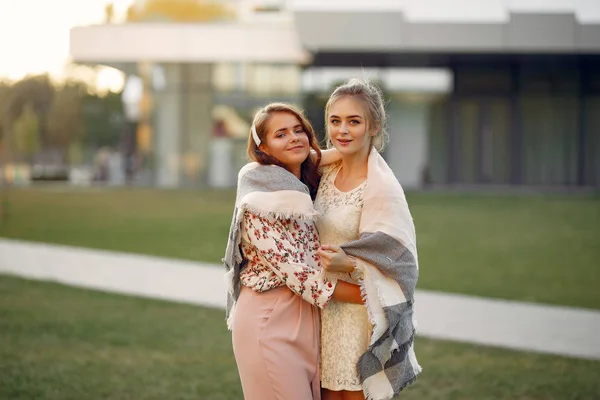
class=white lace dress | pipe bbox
[314,164,372,391]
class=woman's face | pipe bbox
[260,111,310,176]
[327,96,373,157]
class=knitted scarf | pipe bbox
[340,148,422,399]
[223,162,318,329]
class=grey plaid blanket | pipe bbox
[339,148,421,399]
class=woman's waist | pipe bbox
[240,270,285,292]
[240,282,288,296]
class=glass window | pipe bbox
[213,63,237,93]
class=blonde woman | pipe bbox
[315,80,422,400]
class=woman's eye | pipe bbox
[350,120,360,125]
[295,129,304,134]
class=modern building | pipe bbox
[70,0,600,188]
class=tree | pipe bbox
[46,82,86,150]
[12,104,40,161]
[126,0,234,23]
[82,91,124,148]
[0,82,12,145]
[105,1,114,23]
[0,74,125,166]
[8,75,55,148]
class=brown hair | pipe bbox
[324,78,389,152]
[247,103,322,199]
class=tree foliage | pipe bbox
[46,82,86,149]
[105,2,115,23]
[126,0,234,23]
[8,75,54,148]
[0,74,125,163]
[82,91,124,148]
[0,82,12,143]
[12,104,40,159]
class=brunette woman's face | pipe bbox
[327,96,373,158]
[259,112,310,175]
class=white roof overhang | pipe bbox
[70,22,311,64]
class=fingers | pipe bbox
[320,244,342,253]
[316,249,331,261]
[317,247,334,258]
[316,249,334,270]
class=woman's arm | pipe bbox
[317,245,364,304]
[242,211,337,308]
[311,148,342,166]
[332,280,363,304]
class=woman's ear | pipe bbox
[370,124,380,137]
[258,143,270,156]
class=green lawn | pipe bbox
[0,186,599,309]
[1,276,599,400]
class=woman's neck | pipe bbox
[339,147,370,181]
[288,164,301,179]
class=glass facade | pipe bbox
[211,62,303,187]
[145,57,598,189]
[149,62,303,188]
[427,56,600,187]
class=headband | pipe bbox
[251,125,261,146]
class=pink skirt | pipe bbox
[232,285,321,400]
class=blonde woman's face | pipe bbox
[327,96,373,157]
[259,112,310,175]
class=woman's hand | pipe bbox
[317,244,355,273]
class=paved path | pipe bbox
[1,238,599,360]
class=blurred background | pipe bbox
[0,1,599,399]
[1,0,599,190]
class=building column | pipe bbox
[153,63,214,188]
[386,95,430,188]
[153,63,182,188]
[184,64,214,187]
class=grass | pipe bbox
[0,186,235,262]
[0,186,599,309]
[1,275,599,400]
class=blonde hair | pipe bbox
[324,78,388,152]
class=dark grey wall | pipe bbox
[294,11,600,53]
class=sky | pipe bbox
[0,0,134,91]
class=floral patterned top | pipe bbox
[239,210,336,309]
